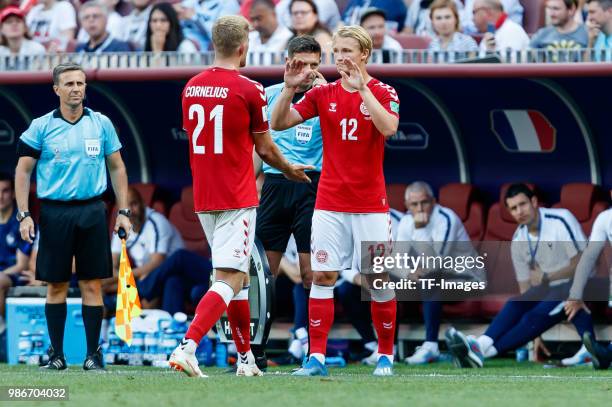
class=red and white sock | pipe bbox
[371,295,397,359]
[185,281,234,346]
[308,284,334,363]
[227,287,251,355]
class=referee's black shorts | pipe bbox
[36,197,112,283]
[256,171,319,254]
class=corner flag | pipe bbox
[115,237,142,345]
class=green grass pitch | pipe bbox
[1,360,610,407]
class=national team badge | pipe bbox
[329,102,337,112]
[360,102,370,116]
[316,250,328,264]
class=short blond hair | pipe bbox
[212,15,250,57]
[332,25,373,59]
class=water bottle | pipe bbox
[29,331,46,365]
[143,330,158,365]
[129,331,145,366]
[196,336,214,366]
[18,331,32,364]
[516,347,528,362]
[215,337,228,367]
[160,329,179,359]
[171,312,188,334]
[106,330,122,365]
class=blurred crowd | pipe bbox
[0,0,610,65]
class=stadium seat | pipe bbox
[438,183,486,241]
[386,183,408,211]
[519,0,547,34]
[390,33,431,49]
[168,186,210,259]
[552,183,609,236]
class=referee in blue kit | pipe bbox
[14,62,132,371]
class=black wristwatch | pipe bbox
[118,208,132,219]
[16,211,31,222]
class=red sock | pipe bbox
[308,297,334,356]
[185,290,228,344]
[371,298,397,356]
[227,299,251,353]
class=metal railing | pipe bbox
[0,49,610,71]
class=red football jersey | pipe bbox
[293,78,400,213]
[182,67,269,212]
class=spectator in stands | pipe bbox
[473,0,530,55]
[396,182,484,365]
[0,173,33,334]
[76,0,123,44]
[248,0,293,63]
[530,0,588,51]
[275,0,341,32]
[428,0,479,58]
[76,1,131,53]
[174,0,239,51]
[446,183,596,368]
[403,0,464,36]
[461,0,524,33]
[289,0,332,53]
[26,0,77,52]
[0,6,45,65]
[103,186,185,312]
[586,0,612,61]
[359,7,403,62]
[120,0,153,50]
[343,0,408,32]
[144,3,196,54]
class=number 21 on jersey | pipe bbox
[189,103,224,154]
[340,118,358,141]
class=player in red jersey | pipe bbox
[271,25,400,376]
[169,15,313,378]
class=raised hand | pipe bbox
[284,59,310,90]
[338,58,366,91]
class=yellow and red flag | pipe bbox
[115,238,142,345]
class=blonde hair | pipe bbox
[212,15,250,57]
[332,25,373,60]
[430,0,461,32]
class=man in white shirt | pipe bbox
[446,183,596,368]
[248,0,293,65]
[359,8,403,63]
[26,0,77,52]
[396,182,484,365]
[119,0,153,50]
[565,189,612,370]
[105,186,184,310]
[462,0,524,33]
[473,0,530,55]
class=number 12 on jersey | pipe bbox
[340,118,358,141]
[189,103,224,154]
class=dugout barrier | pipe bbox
[1,64,612,200]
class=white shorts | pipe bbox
[311,210,392,273]
[198,207,256,273]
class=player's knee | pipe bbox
[370,287,395,303]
